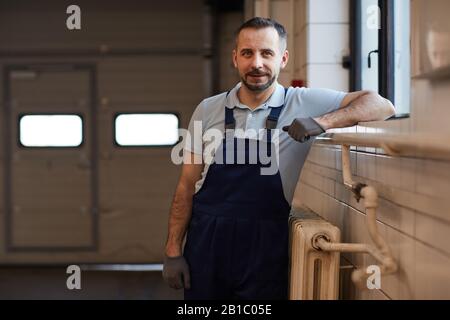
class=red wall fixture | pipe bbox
[291,79,305,88]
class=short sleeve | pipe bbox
[183,101,204,155]
[292,87,347,118]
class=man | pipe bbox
[163,17,395,300]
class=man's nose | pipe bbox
[250,53,264,69]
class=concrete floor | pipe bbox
[0,267,183,300]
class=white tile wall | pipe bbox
[306,24,349,64]
[303,0,350,91]
[306,64,349,91]
[307,0,349,23]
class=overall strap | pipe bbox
[265,87,288,130]
[225,108,235,130]
[224,90,236,130]
[224,87,288,131]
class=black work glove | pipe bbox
[162,255,191,290]
[282,117,325,143]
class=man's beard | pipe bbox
[241,70,277,92]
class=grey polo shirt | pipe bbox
[184,82,346,205]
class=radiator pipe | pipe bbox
[313,144,398,287]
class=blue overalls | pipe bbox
[184,88,291,300]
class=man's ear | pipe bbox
[280,50,289,69]
[232,49,238,68]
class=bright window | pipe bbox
[115,113,179,146]
[360,0,380,92]
[393,0,411,115]
[19,114,83,147]
[353,0,411,116]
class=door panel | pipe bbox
[7,66,97,250]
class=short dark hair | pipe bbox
[235,17,287,49]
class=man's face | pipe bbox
[233,27,289,92]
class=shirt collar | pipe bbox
[225,82,285,111]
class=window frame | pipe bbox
[350,0,410,119]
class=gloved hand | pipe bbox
[282,117,325,143]
[162,255,191,290]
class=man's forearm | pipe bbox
[314,92,395,130]
[165,182,195,257]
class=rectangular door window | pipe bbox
[19,114,83,147]
[114,113,179,146]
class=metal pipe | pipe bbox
[312,143,398,287]
[341,145,355,188]
[316,132,450,162]
[315,237,368,253]
[315,237,391,267]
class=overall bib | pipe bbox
[184,88,291,300]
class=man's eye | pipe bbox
[242,51,252,56]
[262,51,273,56]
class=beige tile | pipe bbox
[374,155,416,193]
[381,225,416,300]
[295,183,324,216]
[356,152,377,182]
[355,288,391,300]
[322,196,346,232]
[299,168,323,191]
[363,178,450,224]
[415,213,450,256]
[335,150,342,171]
[306,160,342,182]
[415,159,450,199]
[293,181,310,208]
[323,177,335,197]
[376,198,415,237]
[313,146,336,169]
[307,145,319,164]
[327,148,337,169]
[375,155,395,187]
[415,241,450,299]
[398,157,418,192]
